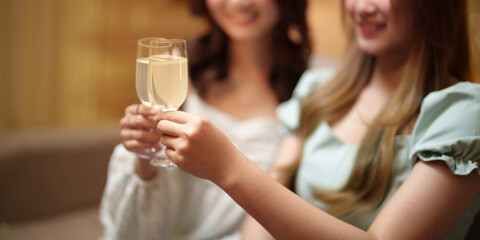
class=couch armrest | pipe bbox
[0,125,121,223]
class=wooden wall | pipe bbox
[0,0,207,131]
[0,0,478,131]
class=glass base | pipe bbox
[149,147,177,168]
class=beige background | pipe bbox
[0,0,479,132]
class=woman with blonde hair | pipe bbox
[154,0,480,239]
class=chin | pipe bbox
[356,39,385,56]
[228,30,265,42]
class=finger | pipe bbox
[155,110,194,124]
[123,140,162,155]
[119,115,130,128]
[160,134,177,150]
[164,147,178,164]
[130,114,158,129]
[123,139,155,151]
[157,119,186,137]
[120,114,136,129]
[125,104,137,115]
[121,128,161,143]
[125,104,157,116]
[120,114,157,130]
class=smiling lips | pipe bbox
[230,11,258,25]
[358,22,387,37]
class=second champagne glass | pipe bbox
[135,37,168,159]
[148,39,189,167]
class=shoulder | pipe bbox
[276,67,336,134]
[291,67,336,100]
[413,82,480,138]
[420,82,480,112]
[410,82,480,175]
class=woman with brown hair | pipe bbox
[100,0,310,239]
[154,0,480,239]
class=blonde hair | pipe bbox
[295,0,470,217]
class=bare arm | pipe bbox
[223,154,479,240]
[241,134,302,240]
[157,110,480,239]
[369,160,480,239]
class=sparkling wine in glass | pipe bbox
[148,38,188,167]
[136,37,169,106]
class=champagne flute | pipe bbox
[135,37,170,159]
[148,38,188,167]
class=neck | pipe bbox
[370,53,408,92]
[228,38,273,84]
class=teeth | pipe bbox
[363,24,377,30]
[362,23,384,31]
[234,13,254,22]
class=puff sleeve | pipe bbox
[100,144,183,240]
[276,68,335,134]
[409,82,480,175]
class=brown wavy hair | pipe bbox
[298,0,470,216]
[187,0,311,102]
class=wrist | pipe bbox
[216,152,254,191]
[135,156,158,181]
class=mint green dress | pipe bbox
[277,68,480,239]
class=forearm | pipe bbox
[135,157,158,181]
[241,215,274,240]
[219,157,376,240]
[241,134,300,240]
[156,111,372,238]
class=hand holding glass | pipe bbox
[148,39,188,167]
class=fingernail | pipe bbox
[148,109,157,115]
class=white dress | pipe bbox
[100,93,281,240]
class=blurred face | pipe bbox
[345,0,410,57]
[206,0,280,42]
